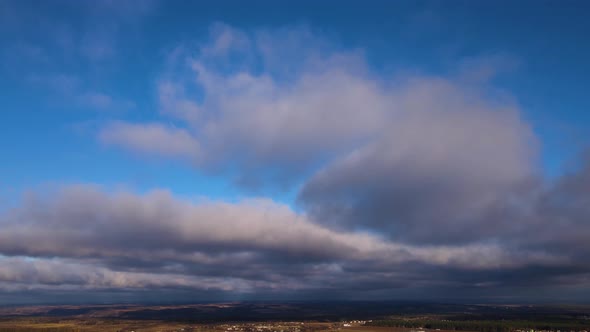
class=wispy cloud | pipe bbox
[79,92,136,112]
[27,73,135,112]
[99,122,199,159]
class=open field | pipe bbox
[0,318,349,332]
[0,319,458,332]
[0,319,184,332]
[0,318,190,332]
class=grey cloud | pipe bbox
[0,256,252,292]
[512,155,590,256]
[299,77,538,244]
[105,25,536,200]
[115,24,390,186]
[99,122,200,158]
[0,185,385,262]
[299,151,590,292]
[1,184,580,298]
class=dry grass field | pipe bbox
[0,318,193,332]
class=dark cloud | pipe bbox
[298,77,537,244]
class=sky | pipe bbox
[1,0,590,304]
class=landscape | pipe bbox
[1,302,590,331]
[1,0,590,331]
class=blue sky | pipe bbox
[2,0,589,198]
[1,0,590,303]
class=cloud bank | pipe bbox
[2,181,587,301]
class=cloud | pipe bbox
[80,36,115,62]
[112,24,392,185]
[0,256,247,292]
[27,73,135,112]
[0,185,427,267]
[0,182,588,301]
[102,25,534,194]
[79,92,136,111]
[99,122,199,158]
[157,80,201,124]
[0,0,152,115]
[28,73,81,95]
[5,21,590,302]
[298,77,538,244]
[515,155,590,256]
[102,24,539,244]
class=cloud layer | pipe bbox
[1,182,587,301]
[2,23,590,303]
